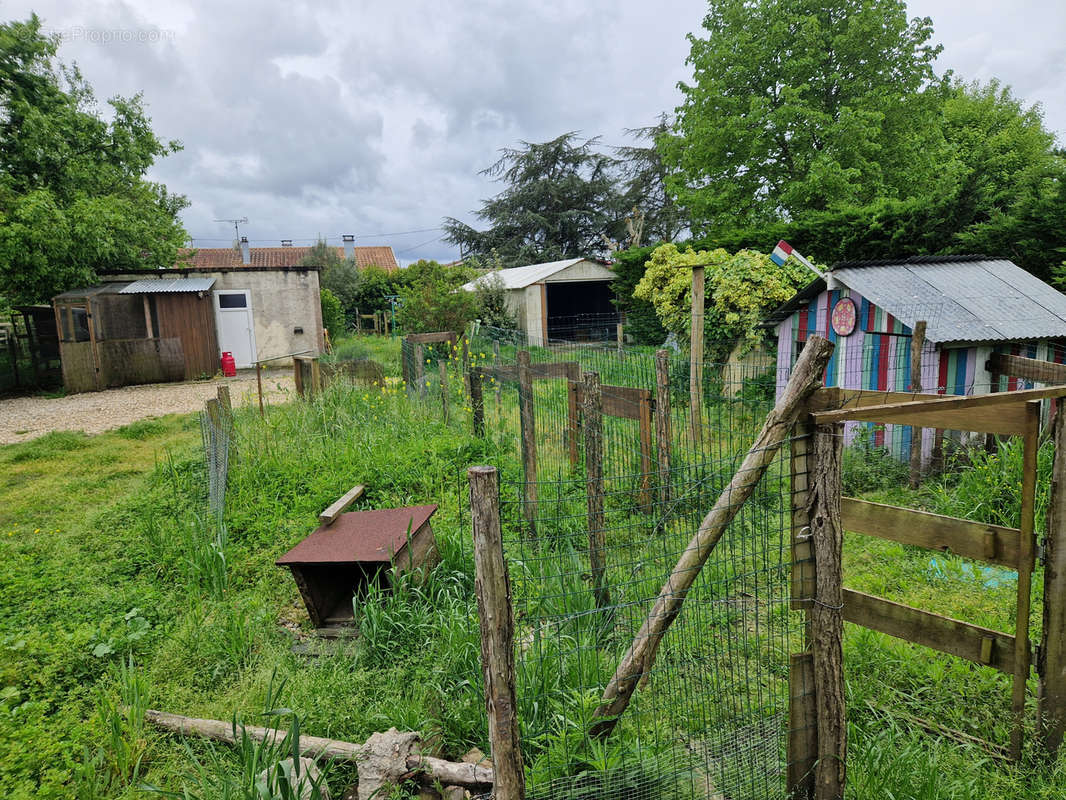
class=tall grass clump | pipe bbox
[925,436,1053,529]
[143,676,330,800]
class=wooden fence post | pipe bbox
[566,362,581,467]
[217,384,232,415]
[415,344,426,397]
[638,394,654,512]
[690,265,705,451]
[810,422,846,800]
[616,322,624,358]
[468,466,526,800]
[462,336,471,397]
[582,371,609,609]
[293,357,306,398]
[908,320,926,488]
[256,362,264,416]
[654,350,672,504]
[1010,400,1040,760]
[493,340,502,413]
[1039,406,1066,758]
[788,410,817,799]
[439,360,449,423]
[517,350,537,535]
[311,357,322,397]
[471,369,485,438]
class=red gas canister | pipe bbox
[220,351,237,377]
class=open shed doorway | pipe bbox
[545,280,618,341]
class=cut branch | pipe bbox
[143,710,494,788]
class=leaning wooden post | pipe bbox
[582,371,609,609]
[517,350,538,535]
[654,350,672,504]
[468,466,526,800]
[810,422,846,800]
[439,360,450,423]
[908,320,927,488]
[471,369,485,438]
[217,384,232,415]
[1039,405,1066,759]
[689,265,705,451]
[588,335,834,740]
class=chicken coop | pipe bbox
[53,279,219,393]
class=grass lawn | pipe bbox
[2,334,1066,799]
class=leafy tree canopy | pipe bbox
[665,0,949,229]
[633,243,810,360]
[395,260,479,334]
[443,133,625,267]
[0,15,188,303]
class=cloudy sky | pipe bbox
[9,0,1065,264]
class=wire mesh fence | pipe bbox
[428,326,807,799]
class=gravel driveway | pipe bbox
[0,370,294,444]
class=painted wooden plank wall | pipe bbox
[773,286,1066,462]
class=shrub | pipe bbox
[320,288,345,339]
[472,272,517,329]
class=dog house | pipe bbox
[277,504,439,628]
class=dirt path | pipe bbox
[0,370,294,444]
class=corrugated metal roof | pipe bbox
[119,278,216,293]
[766,257,1066,344]
[461,258,612,291]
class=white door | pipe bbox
[213,290,257,368]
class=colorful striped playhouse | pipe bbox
[764,255,1066,462]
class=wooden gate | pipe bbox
[789,383,1066,799]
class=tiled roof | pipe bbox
[176,245,399,271]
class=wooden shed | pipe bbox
[276,504,439,628]
[461,258,618,343]
[53,278,219,393]
[765,255,1066,460]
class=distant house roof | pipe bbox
[461,258,613,292]
[766,255,1066,345]
[177,245,400,271]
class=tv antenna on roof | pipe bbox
[214,217,249,244]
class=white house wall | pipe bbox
[211,270,322,363]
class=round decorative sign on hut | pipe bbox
[831,297,857,336]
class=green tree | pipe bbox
[665,0,948,229]
[614,115,688,245]
[395,260,478,333]
[0,16,188,303]
[443,132,625,266]
[633,243,810,361]
[941,80,1062,217]
[302,239,362,318]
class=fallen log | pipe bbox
[144,709,494,789]
[588,334,835,739]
